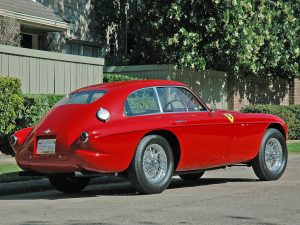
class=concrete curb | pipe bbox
[0,176,125,196]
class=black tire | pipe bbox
[128,135,174,194]
[179,171,205,181]
[48,176,90,194]
[252,128,287,181]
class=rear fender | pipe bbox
[11,127,34,153]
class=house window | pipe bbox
[21,33,38,49]
[65,41,101,57]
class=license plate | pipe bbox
[37,139,56,155]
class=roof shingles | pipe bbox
[0,0,64,22]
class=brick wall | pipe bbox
[290,78,300,105]
[227,74,291,110]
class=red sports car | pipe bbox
[10,80,288,194]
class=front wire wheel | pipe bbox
[128,135,174,194]
[252,128,287,181]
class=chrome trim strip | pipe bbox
[154,87,163,113]
[175,120,187,123]
[9,135,18,146]
[123,85,209,117]
[80,132,89,143]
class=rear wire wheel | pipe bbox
[128,135,174,194]
[252,128,287,181]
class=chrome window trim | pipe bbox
[154,87,163,113]
[60,90,108,106]
[124,87,161,117]
[123,85,210,117]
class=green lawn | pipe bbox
[0,162,22,183]
[0,162,43,183]
[287,142,300,153]
[0,163,21,174]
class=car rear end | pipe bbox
[11,89,114,174]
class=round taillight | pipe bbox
[9,135,18,146]
[79,132,89,143]
[96,108,110,122]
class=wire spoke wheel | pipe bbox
[264,138,283,172]
[128,135,174,194]
[252,128,287,181]
[142,144,168,184]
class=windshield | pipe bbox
[54,90,107,106]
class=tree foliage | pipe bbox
[128,0,300,78]
[92,0,128,63]
[103,73,137,82]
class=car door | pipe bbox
[156,87,231,171]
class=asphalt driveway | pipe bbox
[0,154,299,225]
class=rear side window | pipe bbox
[55,90,106,106]
[125,88,160,116]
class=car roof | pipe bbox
[73,80,187,93]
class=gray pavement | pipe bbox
[0,154,299,225]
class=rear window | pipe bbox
[55,90,106,106]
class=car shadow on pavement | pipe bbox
[168,177,258,190]
[0,177,258,200]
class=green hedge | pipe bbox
[0,77,24,155]
[241,105,300,140]
[17,94,64,129]
[41,94,65,107]
[103,73,138,82]
[0,88,64,155]
[0,77,24,135]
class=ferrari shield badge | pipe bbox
[224,114,234,123]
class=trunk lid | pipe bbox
[32,104,97,154]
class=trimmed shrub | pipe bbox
[0,92,64,155]
[18,94,64,129]
[0,77,24,135]
[103,73,138,82]
[42,94,65,107]
[18,95,51,129]
[0,76,24,155]
[241,105,300,140]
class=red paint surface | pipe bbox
[13,80,288,174]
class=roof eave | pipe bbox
[0,9,68,32]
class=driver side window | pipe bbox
[156,87,205,112]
